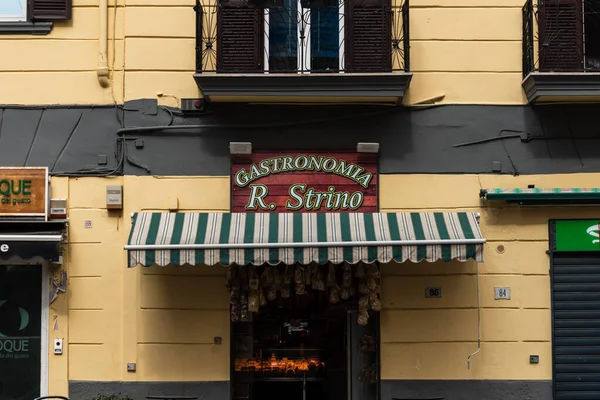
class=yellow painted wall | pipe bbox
[0,0,532,106]
[42,171,600,397]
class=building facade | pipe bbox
[0,0,599,399]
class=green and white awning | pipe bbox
[125,212,485,267]
[481,188,600,203]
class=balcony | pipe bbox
[193,0,411,103]
[522,0,600,103]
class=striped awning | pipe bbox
[125,212,485,267]
[480,188,600,202]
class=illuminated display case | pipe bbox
[232,317,330,400]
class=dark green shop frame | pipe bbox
[549,220,600,400]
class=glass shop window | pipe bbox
[0,265,42,400]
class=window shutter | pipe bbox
[217,0,264,72]
[28,0,72,20]
[538,0,583,72]
[345,0,391,73]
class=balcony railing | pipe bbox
[523,0,600,77]
[195,0,409,74]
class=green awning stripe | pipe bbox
[169,213,185,266]
[317,213,328,264]
[293,213,303,264]
[340,213,353,263]
[268,213,279,265]
[387,213,402,262]
[194,213,208,266]
[243,213,255,265]
[434,213,452,261]
[411,213,427,263]
[126,212,485,267]
[364,213,378,263]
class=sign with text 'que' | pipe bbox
[0,167,48,219]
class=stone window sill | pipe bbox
[0,21,53,35]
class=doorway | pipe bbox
[229,262,381,400]
[0,265,44,400]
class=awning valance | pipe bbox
[0,220,66,263]
[126,212,485,267]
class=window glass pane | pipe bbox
[310,7,339,71]
[269,0,298,71]
[0,0,26,18]
[0,265,41,400]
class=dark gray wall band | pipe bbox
[2,100,600,176]
[68,381,230,400]
[69,379,551,400]
[381,380,552,400]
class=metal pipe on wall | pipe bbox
[194,0,203,74]
[467,261,481,369]
[98,0,110,87]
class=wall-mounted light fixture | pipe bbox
[230,142,252,155]
[357,142,380,153]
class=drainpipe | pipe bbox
[97,0,110,87]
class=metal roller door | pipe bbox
[552,253,600,400]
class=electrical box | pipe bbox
[106,185,123,210]
[50,198,68,219]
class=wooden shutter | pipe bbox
[345,0,391,73]
[538,0,583,72]
[217,0,264,72]
[28,0,72,20]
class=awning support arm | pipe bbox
[0,235,64,242]
[125,238,487,251]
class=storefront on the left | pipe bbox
[0,167,68,400]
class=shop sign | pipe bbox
[0,167,48,219]
[554,220,600,251]
[231,151,377,212]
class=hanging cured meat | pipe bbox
[273,266,282,289]
[261,266,274,288]
[312,264,326,291]
[358,279,369,295]
[340,287,350,300]
[327,264,337,287]
[329,286,340,304]
[305,264,313,285]
[342,270,352,288]
[357,309,369,326]
[369,292,382,311]
[367,263,380,278]
[267,285,277,301]
[259,287,267,306]
[355,262,366,279]
[295,265,306,295]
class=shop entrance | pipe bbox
[229,262,380,400]
[0,265,43,400]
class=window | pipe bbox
[267,0,341,72]
[0,0,27,22]
[538,0,600,72]
[0,0,72,24]
[216,0,392,73]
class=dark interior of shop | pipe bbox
[229,263,380,400]
[585,0,600,70]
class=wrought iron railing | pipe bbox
[523,0,600,77]
[195,0,409,74]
